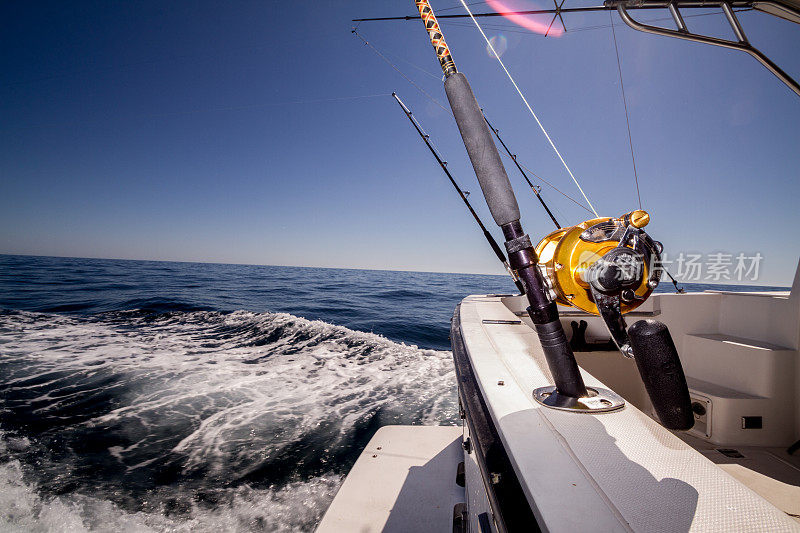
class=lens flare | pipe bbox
[485,0,564,37]
[486,34,509,57]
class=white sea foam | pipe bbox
[0,309,458,531]
[0,451,341,532]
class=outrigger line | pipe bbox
[483,115,562,229]
[457,0,600,217]
[392,92,526,294]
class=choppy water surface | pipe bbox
[0,255,787,531]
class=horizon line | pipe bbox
[0,252,791,289]
[0,252,511,278]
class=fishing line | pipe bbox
[485,114,561,228]
[609,12,642,209]
[7,93,394,130]
[508,156,595,215]
[352,26,596,214]
[146,93,391,117]
[355,31,442,81]
[458,0,600,217]
[352,28,450,112]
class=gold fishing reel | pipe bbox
[535,210,661,315]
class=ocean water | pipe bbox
[0,254,788,532]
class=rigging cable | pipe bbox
[351,27,594,215]
[609,12,642,209]
[457,0,599,217]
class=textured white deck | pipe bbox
[316,425,464,533]
[678,432,800,523]
[459,294,800,532]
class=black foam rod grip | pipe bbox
[444,73,520,227]
[627,319,694,431]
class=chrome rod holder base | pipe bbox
[533,386,625,413]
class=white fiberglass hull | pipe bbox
[319,262,800,532]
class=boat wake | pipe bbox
[0,309,458,531]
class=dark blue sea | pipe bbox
[0,254,788,531]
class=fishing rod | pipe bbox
[483,115,561,229]
[412,0,694,435]
[392,93,526,294]
[413,0,587,400]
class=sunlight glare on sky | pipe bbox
[486,0,565,37]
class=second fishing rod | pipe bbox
[392,92,525,294]
[413,0,587,399]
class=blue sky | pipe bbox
[1,1,799,285]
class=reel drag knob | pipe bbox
[624,209,650,228]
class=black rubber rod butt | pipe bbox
[444,73,521,227]
[628,319,694,431]
[534,315,589,398]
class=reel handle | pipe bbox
[627,319,694,431]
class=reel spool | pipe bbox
[534,210,662,316]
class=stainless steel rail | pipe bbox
[610,1,800,96]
